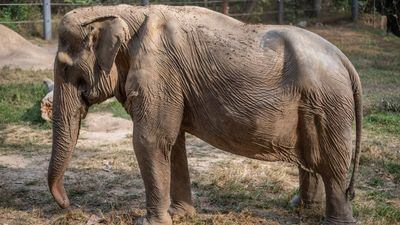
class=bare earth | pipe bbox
[0,111,303,225]
[0,25,56,70]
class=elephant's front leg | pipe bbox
[126,68,184,225]
[133,133,173,225]
[169,131,195,217]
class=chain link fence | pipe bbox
[0,0,357,39]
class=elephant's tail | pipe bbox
[342,55,363,201]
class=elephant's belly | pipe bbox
[184,104,300,163]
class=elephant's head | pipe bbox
[48,12,130,208]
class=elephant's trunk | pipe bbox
[48,69,85,209]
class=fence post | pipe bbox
[314,0,321,17]
[351,0,358,21]
[141,0,149,6]
[42,0,52,40]
[278,0,284,24]
[221,0,228,15]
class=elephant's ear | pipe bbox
[82,16,130,75]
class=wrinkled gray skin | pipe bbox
[48,5,362,225]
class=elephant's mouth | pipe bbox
[79,93,89,119]
[80,104,88,119]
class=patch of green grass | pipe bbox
[0,68,129,127]
[368,177,385,187]
[354,202,400,223]
[375,203,400,223]
[90,99,130,120]
[366,190,392,201]
[385,161,400,184]
[0,82,50,127]
[360,69,400,87]
[25,180,40,186]
[364,112,400,136]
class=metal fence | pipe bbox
[0,0,358,40]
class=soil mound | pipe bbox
[0,24,56,70]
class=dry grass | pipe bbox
[0,67,52,85]
[1,24,400,225]
[1,124,399,224]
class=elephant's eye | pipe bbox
[63,65,68,74]
[62,64,71,80]
[82,33,97,50]
[77,77,87,89]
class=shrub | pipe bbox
[0,1,42,37]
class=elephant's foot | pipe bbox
[168,202,196,217]
[321,217,356,225]
[134,214,172,225]
[289,195,323,208]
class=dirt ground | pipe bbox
[0,25,56,70]
[0,22,399,225]
[1,111,398,225]
[0,112,307,225]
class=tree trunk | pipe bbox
[278,0,284,24]
[314,0,322,17]
[221,0,228,15]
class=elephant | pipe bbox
[48,5,362,225]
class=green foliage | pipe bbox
[0,1,42,36]
[373,0,400,15]
[331,0,352,11]
[63,0,101,3]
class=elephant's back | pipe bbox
[261,26,354,98]
[261,26,356,130]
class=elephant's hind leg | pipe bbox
[293,110,325,208]
[316,119,355,224]
[290,167,324,208]
[320,174,356,225]
[297,106,355,224]
[169,131,196,217]
[318,135,356,224]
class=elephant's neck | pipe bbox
[112,11,148,105]
[113,51,131,105]
[120,8,147,38]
